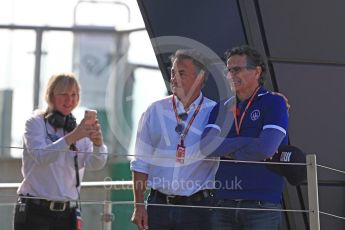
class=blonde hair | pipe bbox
[44,72,81,111]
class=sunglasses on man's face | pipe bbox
[175,112,188,134]
[224,65,256,75]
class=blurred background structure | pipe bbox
[0,0,165,229]
[0,0,345,229]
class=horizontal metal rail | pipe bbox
[0,181,133,190]
[0,24,145,34]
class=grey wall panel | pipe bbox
[318,186,345,229]
[285,184,345,230]
[258,1,345,228]
[274,62,345,228]
[258,0,345,64]
[137,0,247,101]
[274,62,345,181]
[138,0,246,59]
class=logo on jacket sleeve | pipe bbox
[250,109,260,121]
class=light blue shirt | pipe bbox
[130,93,218,196]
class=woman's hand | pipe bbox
[89,121,104,146]
[64,118,94,145]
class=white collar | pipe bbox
[174,92,203,112]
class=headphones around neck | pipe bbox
[44,110,77,133]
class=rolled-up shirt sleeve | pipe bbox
[130,111,153,174]
[84,143,108,170]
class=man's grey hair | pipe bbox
[170,49,209,80]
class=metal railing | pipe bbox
[0,154,324,230]
[0,180,134,230]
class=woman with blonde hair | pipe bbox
[14,72,108,230]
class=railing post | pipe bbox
[33,28,43,110]
[102,190,114,230]
[306,154,320,230]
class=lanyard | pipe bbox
[72,148,80,188]
[231,87,260,136]
[66,130,80,188]
[172,95,204,145]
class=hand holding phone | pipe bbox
[84,109,97,125]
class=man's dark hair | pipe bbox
[225,45,266,85]
[170,49,209,79]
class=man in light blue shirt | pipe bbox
[130,49,218,230]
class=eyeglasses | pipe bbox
[224,65,256,75]
[175,112,188,134]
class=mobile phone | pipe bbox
[84,109,97,125]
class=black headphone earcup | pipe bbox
[64,114,77,133]
[45,111,65,129]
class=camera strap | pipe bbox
[70,144,80,188]
[70,143,82,210]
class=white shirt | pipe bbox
[130,93,218,196]
[17,114,108,201]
